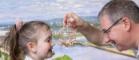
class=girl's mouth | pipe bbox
[46,49,55,58]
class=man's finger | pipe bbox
[70,12,79,21]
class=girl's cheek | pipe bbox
[45,43,51,49]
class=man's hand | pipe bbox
[63,12,88,31]
[64,12,103,45]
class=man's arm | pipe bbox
[64,12,103,45]
[78,22,103,45]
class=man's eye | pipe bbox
[102,29,110,34]
[102,29,107,33]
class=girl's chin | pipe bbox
[46,50,55,58]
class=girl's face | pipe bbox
[36,29,53,59]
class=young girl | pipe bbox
[4,21,54,60]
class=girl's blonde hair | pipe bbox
[4,21,50,60]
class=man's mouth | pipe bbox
[109,40,117,48]
[108,40,125,51]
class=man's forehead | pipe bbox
[100,15,112,29]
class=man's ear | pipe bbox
[26,42,37,53]
[122,17,131,32]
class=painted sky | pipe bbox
[0,0,138,22]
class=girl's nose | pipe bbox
[51,41,55,47]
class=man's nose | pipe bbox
[102,35,111,45]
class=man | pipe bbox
[63,0,139,59]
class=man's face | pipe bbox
[100,15,132,51]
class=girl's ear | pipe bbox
[26,42,37,53]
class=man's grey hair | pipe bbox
[98,0,139,23]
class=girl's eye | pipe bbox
[45,37,52,42]
[47,39,51,42]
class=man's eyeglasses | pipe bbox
[102,18,123,34]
